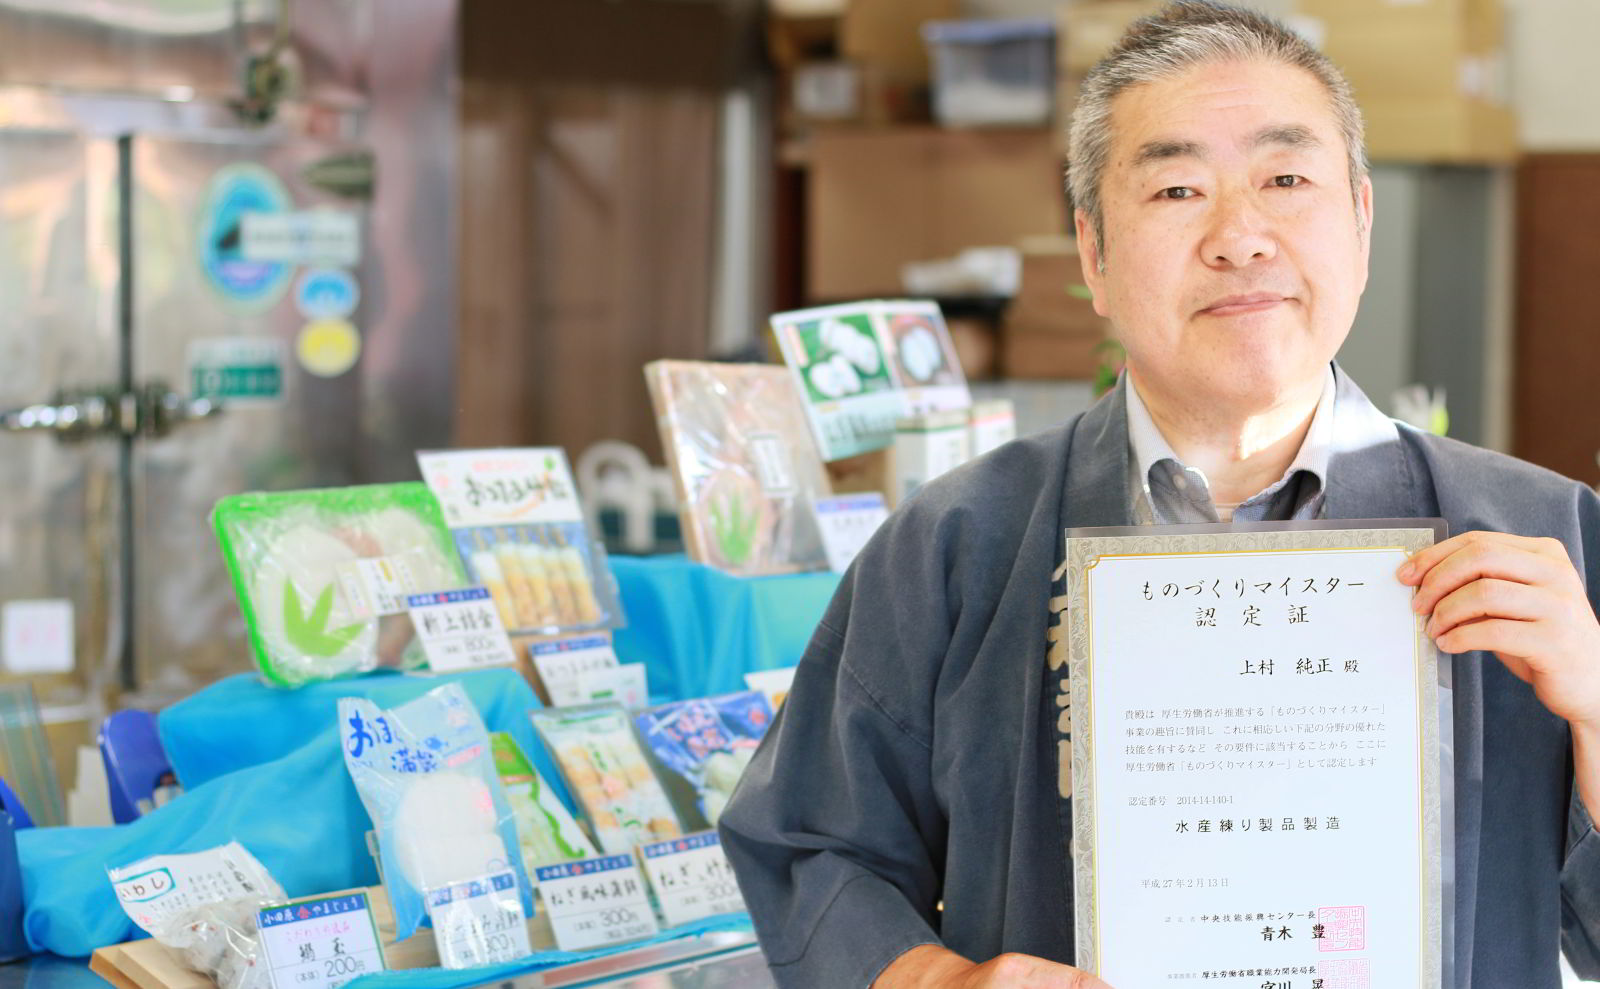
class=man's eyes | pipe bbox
[1156,176,1306,199]
[1272,174,1305,188]
[1159,187,1196,200]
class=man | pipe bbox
[719,3,1600,987]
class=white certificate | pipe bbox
[1065,523,1446,989]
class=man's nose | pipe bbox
[1200,190,1277,268]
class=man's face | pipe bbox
[1076,58,1373,415]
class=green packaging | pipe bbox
[213,483,467,687]
[489,732,598,874]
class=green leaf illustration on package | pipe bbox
[710,491,757,566]
[282,580,367,657]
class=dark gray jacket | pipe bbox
[719,369,1600,988]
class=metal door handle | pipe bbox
[0,386,222,441]
[0,393,115,441]
[141,386,223,438]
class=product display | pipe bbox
[212,484,466,687]
[490,732,599,874]
[107,842,285,989]
[531,704,682,856]
[417,448,624,636]
[339,683,534,942]
[634,692,775,829]
[645,360,831,575]
[772,300,972,461]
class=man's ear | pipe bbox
[1073,209,1111,318]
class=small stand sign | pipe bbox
[638,831,746,928]
[533,855,659,951]
[425,871,532,969]
[257,893,384,989]
[406,588,518,672]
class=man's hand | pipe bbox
[875,945,1115,989]
[1398,531,1600,727]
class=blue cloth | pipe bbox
[20,669,558,958]
[610,555,838,701]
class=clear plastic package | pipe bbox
[922,19,1056,127]
[530,704,682,856]
[645,361,831,575]
[634,692,775,829]
[212,483,467,687]
[489,732,599,873]
[339,683,534,943]
[107,842,285,989]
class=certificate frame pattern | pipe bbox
[1064,521,1446,987]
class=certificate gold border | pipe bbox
[1065,526,1444,988]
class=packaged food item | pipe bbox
[645,361,831,575]
[107,842,285,989]
[416,449,623,635]
[213,484,467,687]
[339,684,534,942]
[489,732,599,873]
[634,692,775,829]
[530,704,682,856]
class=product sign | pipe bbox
[530,635,620,707]
[813,494,890,573]
[241,210,361,266]
[258,893,385,989]
[187,337,285,405]
[638,832,746,928]
[425,872,532,969]
[417,448,585,527]
[406,588,518,672]
[533,855,659,951]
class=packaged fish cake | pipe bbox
[530,704,681,856]
[489,732,598,873]
[634,691,774,829]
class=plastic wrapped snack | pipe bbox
[490,732,599,874]
[107,842,285,989]
[645,361,830,575]
[213,483,467,687]
[634,692,774,829]
[339,684,534,942]
[530,704,682,856]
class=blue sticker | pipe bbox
[197,163,292,311]
[295,266,360,319]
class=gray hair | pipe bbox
[1066,0,1368,261]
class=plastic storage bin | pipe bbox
[922,19,1056,127]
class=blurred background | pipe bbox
[0,0,1595,828]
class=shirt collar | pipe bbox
[1124,364,1339,503]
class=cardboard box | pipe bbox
[1001,236,1110,379]
[1059,0,1163,75]
[808,127,1065,300]
[1359,96,1517,163]
[840,0,961,87]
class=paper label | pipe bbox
[417,448,584,527]
[530,635,620,707]
[336,556,418,618]
[241,210,361,266]
[0,599,74,674]
[813,494,890,573]
[426,872,532,968]
[258,893,385,989]
[638,831,746,928]
[534,855,659,951]
[407,588,518,672]
[573,663,649,709]
[109,842,273,934]
[746,432,796,497]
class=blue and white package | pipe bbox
[632,691,774,828]
[338,682,534,942]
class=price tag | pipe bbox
[530,635,619,707]
[258,893,385,989]
[574,663,649,709]
[638,831,747,928]
[0,599,73,675]
[407,588,518,672]
[425,871,532,969]
[533,855,659,951]
[813,494,890,573]
[336,556,418,618]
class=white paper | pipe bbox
[425,872,532,968]
[534,855,659,951]
[814,494,889,573]
[574,663,649,709]
[241,210,361,266]
[1,599,73,674]
[416,448,584,527]
[639,831,746,928]
[530,635,620,707]
[406,588,518,672]
[258,893,385,989]
[1073,537,1439,988]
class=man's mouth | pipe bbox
[1199,293,1288,316]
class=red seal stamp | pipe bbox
[1316,905,1366,951]
[1317,957,1371,989]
